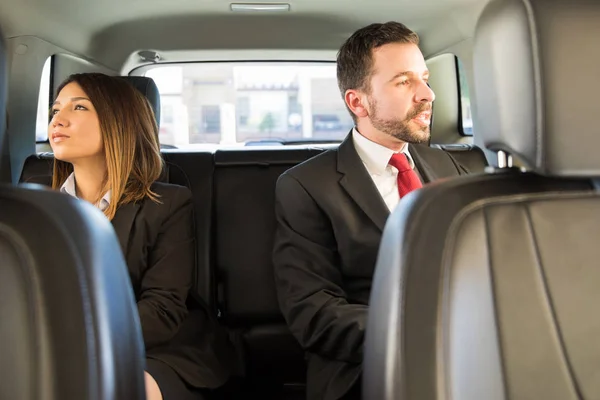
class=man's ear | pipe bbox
[345,89,369,120]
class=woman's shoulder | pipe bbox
[145,182,193,212]
[150,182,192,200]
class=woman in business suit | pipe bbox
[49,73,232,400]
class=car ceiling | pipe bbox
[0,0,489,69]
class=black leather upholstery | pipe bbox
[364,0,600,399]
[364,172,597,399]
[434,144,488,173]
[18,152,54,185]
[0,186,147,400]
[162,151,216,310]
[120,76,161,125]
[213,148,325,391]
[473,0,600,175]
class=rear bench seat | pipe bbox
[212,147,325,395]
[433,143,489,173]
[161,151,216,312]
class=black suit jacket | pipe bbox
[111,182,233,389]
[273,134,469,400]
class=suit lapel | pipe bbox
[408,144,440,183]
[337,133,389,231]
[110,201,141,255]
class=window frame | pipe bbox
[455,56,474,137]
[35,56,55,143]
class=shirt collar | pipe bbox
[60,172,111,212]
[352,127,415,175]
[60,172,77,198]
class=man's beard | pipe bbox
[369,98,432,144]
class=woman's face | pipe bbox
[49,82,103,163]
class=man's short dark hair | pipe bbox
[337,21,419,120]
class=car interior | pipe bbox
[1,0,598,398]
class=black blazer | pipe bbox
[273,134,469,400]
[111,182,233,389]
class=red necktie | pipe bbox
[388,153,423,197]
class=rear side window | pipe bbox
[35,56,53,142]
[143,62,354,149]
[457,58,473,136]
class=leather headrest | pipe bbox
[473,0,600,176]
[119,76,161,127]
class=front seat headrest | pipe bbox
[473,0,600,176]
[119,76,161,126]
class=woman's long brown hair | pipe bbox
[51,73,163,220]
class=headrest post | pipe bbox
[497,150,513,169]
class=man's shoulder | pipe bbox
[275,147,342,202]
[410,143,448,158]
[411,143,464,167]
[282,147,339,182]
[410,143,465,176]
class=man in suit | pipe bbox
[273,21,469,400]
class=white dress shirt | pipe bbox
[352,128,416,212]
[60,172,111,211]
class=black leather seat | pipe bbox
[433,143,488,173]
[119,76,161,124]
[18,151,53,185]
[364,0,600,399]
[0,31,146,400]
[1,186,148,400]
[161,151,217,310]
[212,147,325,396]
